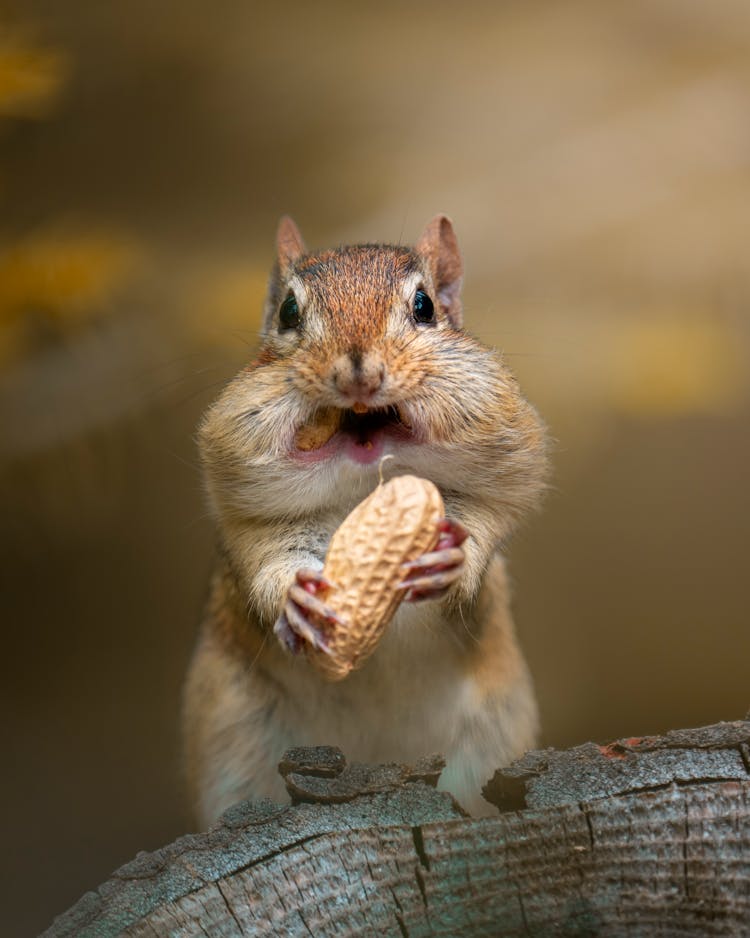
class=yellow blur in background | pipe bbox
[2,2,749,934]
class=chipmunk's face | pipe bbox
[266,245,446,465]
[258,216,476,469]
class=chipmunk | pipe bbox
[183,215,548,826]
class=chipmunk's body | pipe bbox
[183,216,548,826]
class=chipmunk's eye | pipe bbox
[413,289,435,324]
[279,292,300,330]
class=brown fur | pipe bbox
[183,216,549,826]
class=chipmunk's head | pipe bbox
[258,214,473,467]
[200,215,546,522]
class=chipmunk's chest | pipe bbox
[271,603,473,762]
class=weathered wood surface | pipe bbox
[482,718,750,810]
[44,721,750,937]
[279,746,447,805]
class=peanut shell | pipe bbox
[309,474,444,680]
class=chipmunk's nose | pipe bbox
[331,348,385,403]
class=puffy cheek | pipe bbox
[288,354,333,398]
[409,388,478,442]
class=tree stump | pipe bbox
[43,720,750,937]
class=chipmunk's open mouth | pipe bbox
[341,405,409,442]
[293,405,414,464]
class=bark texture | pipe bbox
[43,720,750,937]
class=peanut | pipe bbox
[295,408,340,451]
[309,475,444,680]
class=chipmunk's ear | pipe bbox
[416,214,463,328]
[276,215,307,272]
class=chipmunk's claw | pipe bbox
[399,517,468,603]
[273,612,304,654]
[284,600,332,653]
[289,581,345,627]
[274,568,339,655]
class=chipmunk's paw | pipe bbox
[273,568,344,655]
[398,517,468,603]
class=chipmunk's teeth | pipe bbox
[396,406,412,430]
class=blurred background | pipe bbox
[2,1,749,933]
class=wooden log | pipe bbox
[43,720,750,937]
[482,719,750,810]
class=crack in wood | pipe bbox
[411,826,431,914]
[411,826,430,871]
[618,774,744,800]
[581,803,596,848]
[682,798,691,901]
[414,865,428,910]
[228,831,324,880]
[567,773,747,813]
[297,909,315,938]
[389,886,404,915]
[514,882,532,937]
[410,827,431,911]
[216,882,244,936]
